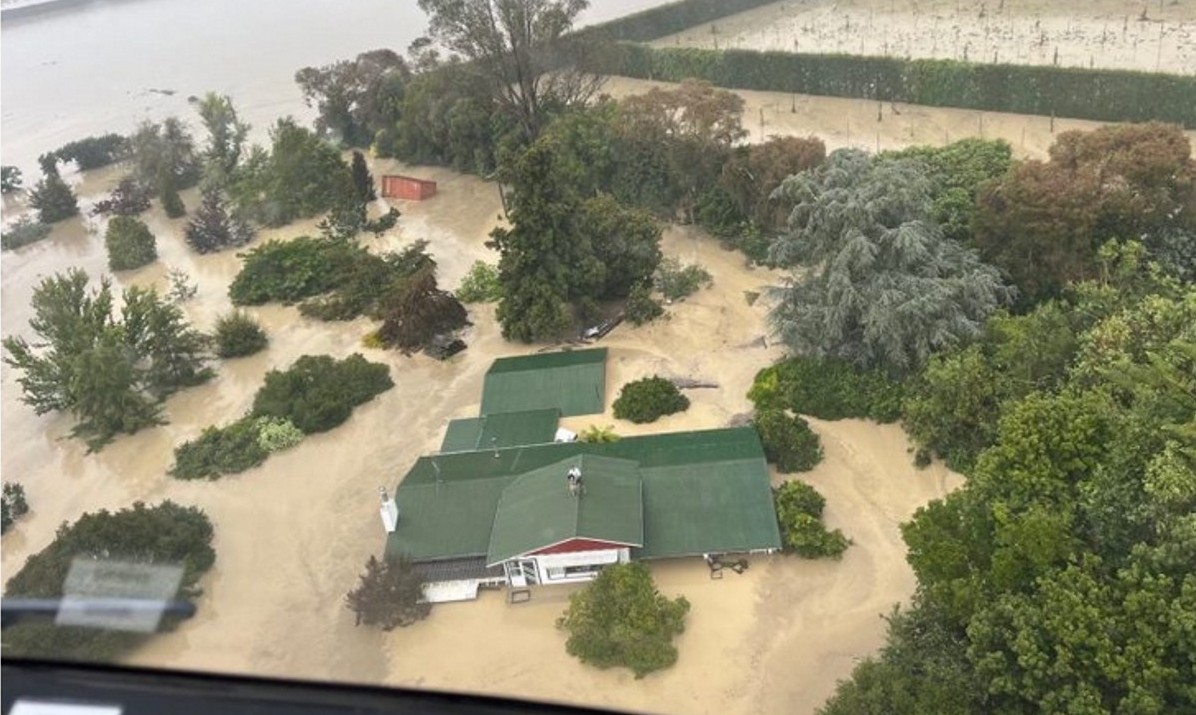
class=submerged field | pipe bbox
[653,0,1196,74]
[2,156,960,714]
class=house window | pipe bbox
[545,563,604,581]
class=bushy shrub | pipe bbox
[655,258,713,301]
[456,261,502,303]
[251,354,393,434]
[374,267,468,354]
[1,166,22,193]
[29,172,79,224]
[184,190,252,253]
[754,410,823,473]
[1,218,52,251]
[1,482,30,534]
[580,425,620,443]
[3,501,215,661]
[230,237,352,306]
[254,416,304,453]
[345,555,431,630]
[625,282,664,326]
[557,562,690,678]
[91,177,153,217]
[214,311,267,358]
[104,216,157,271]
[364,207,400,235]
[171,418,268,480]
[773,480,849,559]
[613,376,690,424]
[749,357,904,423]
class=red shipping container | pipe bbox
[381,175,437,201]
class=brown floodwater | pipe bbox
[0,0,673,173]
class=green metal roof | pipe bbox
[386,428,781,564]
[486,455,644,566]
[440,409,560,453]
[636,459,782,559]
[480,348,607,417]
[385,477,512,561]
[487,348,607,374]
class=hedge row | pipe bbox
[592,44,1196,128]
[583,0,777,43]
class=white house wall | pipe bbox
[532,548,624,584]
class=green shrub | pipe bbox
[1,166,22,193]
[1,218,52,251]
[230,237,353,305]
[162,186,186,218]
[773,480,849,559]
[251,354,393,434]
[456,261,502,303]
[171,418,268,480]
[53,133,129,170]
[557,562,690,678]
[613,376,690,424]
[749,357,904,422]
[625,282,664,325]
[254,416,304,453]
[214,311,267,358]
[29,172,79,223]
[580,425,620,443]
[754,410,823,473]
[104,216,157,271]
[1,482,30,534]
[230,237,434,324]
[655,258,713,301]
[2,501,215,661]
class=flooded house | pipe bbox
[381,348,782,603]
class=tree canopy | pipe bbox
[416,0,602,138]
[296,49,409,146]
[974,123,1196,305]
[770,149,1013,375]
[3,270,212,450]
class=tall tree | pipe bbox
[617,79,747,219]
[296,49,409,146]
[350,150,376,202]
[490,140,583,342]
[197,93,250,190]
[770,150,1013,375]
[416,0,603,138]
[719,135,826,229]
